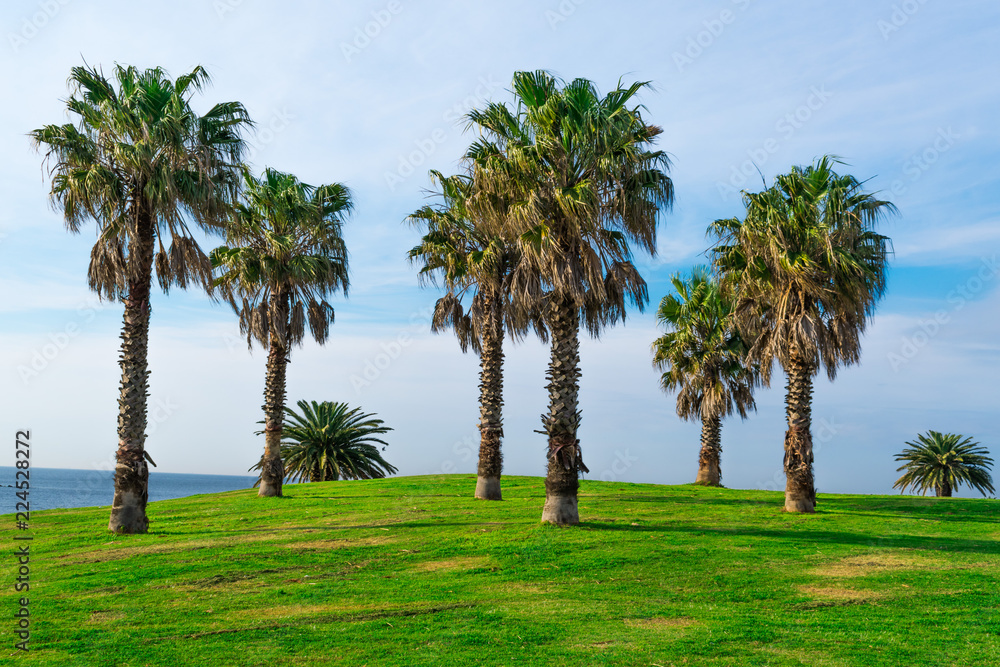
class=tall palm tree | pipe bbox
[894,431,994,498]
[31,64,251,533]
[711,156,896,513]
[252,400,397,483]
[211,167,352,497]
[652,267,756,486]
[407,170,544,501]
[466,71,674,524]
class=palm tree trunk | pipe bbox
[541,296,585,525]
[475,293,504,500]
[259,291,289,497]
[108,205,155,534]
[783,355,816,513]
[695,414,723,486]
[936,481,952,498]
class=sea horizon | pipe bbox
[1,466,258,515]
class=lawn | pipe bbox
[1,475,998,666]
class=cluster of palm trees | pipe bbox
[33,63,984,535]
[652,156,899,512]
[408,71,674,524]
[33,64,355,533]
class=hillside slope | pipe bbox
[2,475,998,666]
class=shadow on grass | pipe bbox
[620,491,1000,523]
[612,494,1000,523]
[826,509,1000,525]
[579,521,1000,555]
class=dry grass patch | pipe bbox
[799,585,884,601]
[413,556,490,572]
[624,616,699,629]
[287,536,394,551]
[812,552,944,578]
[495,583,553,595]
[88,610,126,624]
[61,532,300,565]
[62,540,218,564]
[225,603,356,621]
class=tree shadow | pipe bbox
[579,521,999,555]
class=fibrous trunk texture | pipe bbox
[475,293,504,500]
[783,355,816,513]
[108,204,155,534]
[936,481,952,498]
[259,291,289,498]
[541,297,585,525]
[695,414,723,486]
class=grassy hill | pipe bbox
[2,475,998,666]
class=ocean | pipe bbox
[0,467,258,515]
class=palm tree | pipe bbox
[252,401,396,483]
[652,267,756,486]
[31,64,251,533]
[894,431,994,498]
[711,156,896,513]
[466,71,674,524]
[211,167,352,497]
[407,170,544,500]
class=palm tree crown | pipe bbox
[466,70,674,332]
[407,169,542,351]
[894,431,995,498]
[653,267,756,423]
[710,155,896,382]
[211,167,352,347]
[32,64,251,296]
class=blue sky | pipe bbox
[1,0,997,498]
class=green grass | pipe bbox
[2,475,998,666]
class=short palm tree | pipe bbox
[466,71,674,524]
[407,170,543,500]
[212,168,352,497]
[711,156,896,513]
[894,431,994,498]
[252,401,396,483]
[652,267,756,486]
[31,64,251,533]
